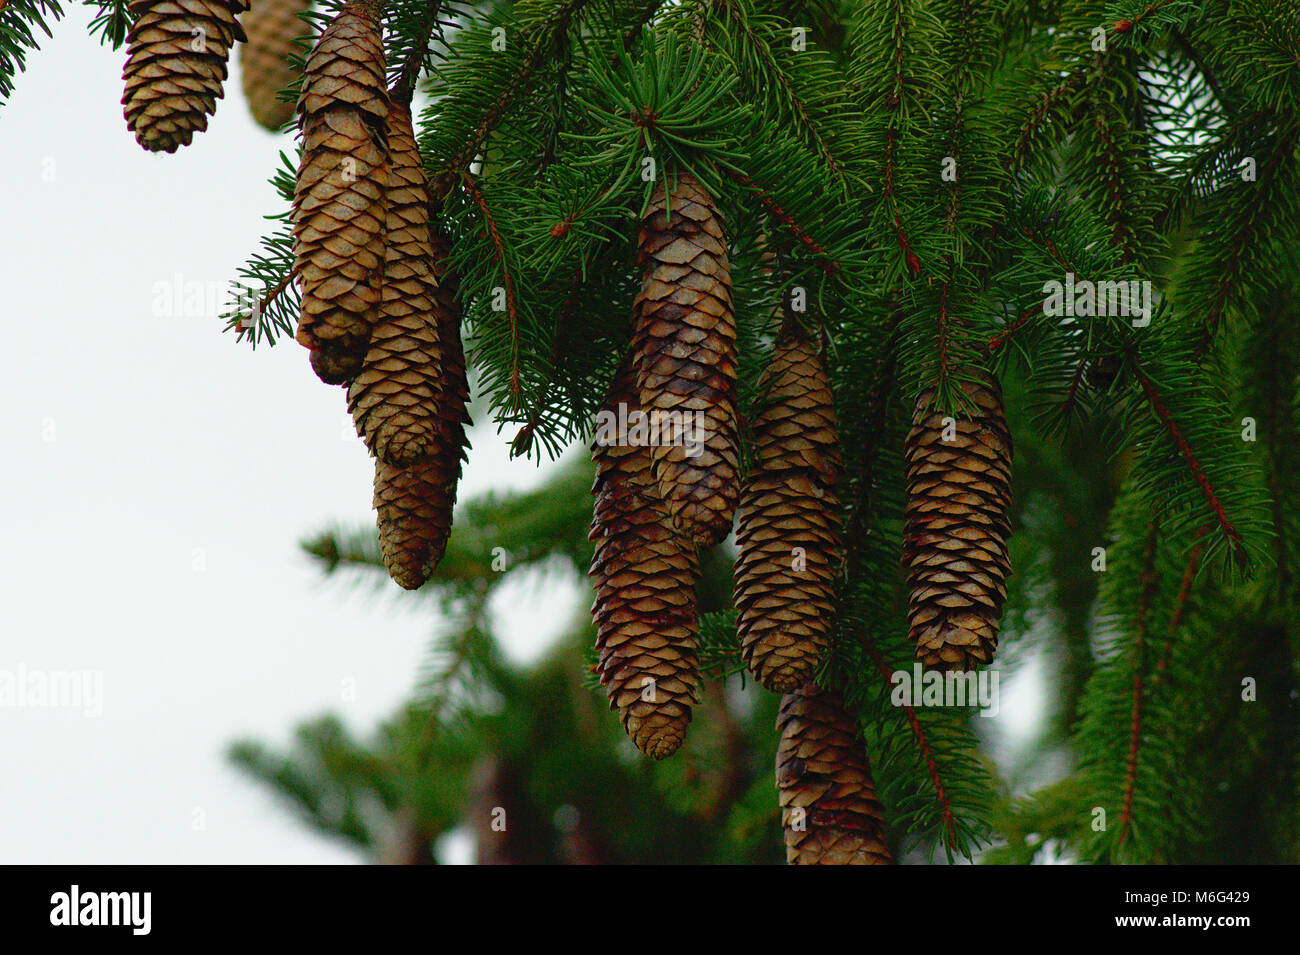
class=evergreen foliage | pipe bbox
[13,0,1300,862]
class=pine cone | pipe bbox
[734,333,841,692]
[631,172,739,550]
[589,360,701,759]
[775,681,892,865]
[291,0,388,384]
[347,99,447,467]
[239,0,310,131]
[903,371,1013,671]
[372,226,471,590]
[121,0,249,152]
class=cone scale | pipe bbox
[903,371,1013,671]
[239,0,311,132]
[776,681,893,865]
[588,360,701,759]
[734,332,842,692]
[371,221,471,591]
[631,172,739,550]
[121,0,250,152]
[290,0,388,384]
[348,99,448,468]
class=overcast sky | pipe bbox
[0,8,580,863]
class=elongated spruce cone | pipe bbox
[291,0,388,384]
[734,334,841,692]
[631,172,739,549]
[348,99,447,467]
[776,682,892,865]
[903,371,1013,671]
[374,457,454,590]
[239,0,311,131]
[372,227,471,590]
[121,0,249,152]
[589,361,701,759]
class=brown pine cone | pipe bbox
[589,360,701,759]
[239,0,311,131]
[291,0,388,384]
[734,333,841,692]
[903,370,1013,671]
[347,99,447,467]
[631,172,739,550]
[374,456,455,590]
[121,0,249,152]
[775,681,893,865]
[371,225,471,590]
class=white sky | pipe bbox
[0,8,576,863]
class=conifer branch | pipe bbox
[1116,521,1160,849]
[391,0,447,104]
[856,633,959,849]
[463,171,521,398]
[728,170,841,275]
[1131,362,1245,561]
[429,0,592,203]
[707,0,847,185]
[1191,121,1300,360]
[1151,529,1209,691]
[882,0,919,276]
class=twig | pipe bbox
[462,171,521,398]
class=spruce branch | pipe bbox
[0,0,63,104]
[1131,361,1245,564]
[854,632,959,850]
[462,171,521,400]
[426,0,593,204]
[1116,520,1160,850]
[389,0,449,104]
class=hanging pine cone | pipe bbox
[589,360,701,759]
[239,0,311,131]
[734,332,841,692]
[775,681,893,865]
[291,0,388,384]
[347,99,446,467]
[372,225,471,590]
[631,171,739,550]
[121,0,249,152]
[903,370,1013,671]
[374,456,453,590]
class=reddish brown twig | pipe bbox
[1132,364,1244,559]
[462,171,521,397]
[857,634,959,850]
[1116,521,1161,848]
